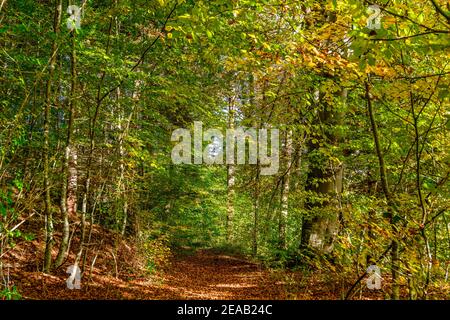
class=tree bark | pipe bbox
[226,94,236,242]
[64,29,83,271]
[365,80,400,299]
[279,129,292,250]
[253,165,259,256]
[43,0,62,273]
[300,88,345,254]
[55,49,77,267]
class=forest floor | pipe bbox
[6,242,382,300]
[4,221,333,300]
[8,245,294,300]
[4,220,447,300]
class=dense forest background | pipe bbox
[0,0,449,300]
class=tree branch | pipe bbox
[430,0,450,23]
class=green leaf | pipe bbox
[0,203,6,217]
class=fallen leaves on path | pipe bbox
[161,249,287,299]
[10,248,288,300]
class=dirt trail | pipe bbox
[12,247,288,299]
[161,249,287,299]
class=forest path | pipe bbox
[159,248,287,299]
[14,244,293,299]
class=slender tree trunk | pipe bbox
[279,129,292,250]
[68,33,78,221]
[253,165,259,257]
[54,148,69,267]
[81,14,115,265]
[43,0,62,273]
[0,0,7,13]
[365,80,400,299]
[64,29,83,271]
[121,201,128,236]
[116,87,128,236]
[410,88,432,297]
[54,145,77,268]
[226,94,235,242]
[55,48,77,266]
[226,164,235,242]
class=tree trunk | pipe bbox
[55,45,77,266]
[300,88,345,254]
[226,94,236,242]
[43,0,62,273]
[252,165,259,256]
[64,29,83,271]
[365,80,400,299]
[279,129,292,250]
[117,87,128,236]
[67,31,79,222]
